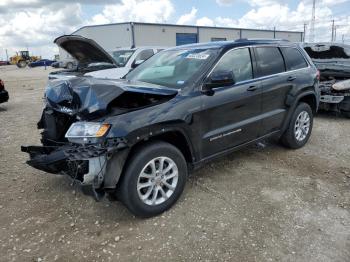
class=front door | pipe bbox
[199,47,262,158]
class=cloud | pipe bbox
[0,0,174,60]
[91,0,175,24]
[0,0,117,13]
[196,17,215,26]
[0,3,84,59]
[215,0,236,6]
[177,7,197,25]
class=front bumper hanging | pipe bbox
[21,144,108,200]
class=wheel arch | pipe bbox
[104,129,195,190]
[282,90,318,133]
[128,129,195,165]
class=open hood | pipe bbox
[45,78,178,119]
[54,35,117,66]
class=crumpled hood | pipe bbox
[45,77,178,119]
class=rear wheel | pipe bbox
[280,102,313,149]
[119,141,187,218]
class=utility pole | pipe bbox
[303,23,307,42]
[309,0,316,42]
[331,19,335,42]
[342,34,345,44]
[5,49,8,62]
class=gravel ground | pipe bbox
[0,65,349,262]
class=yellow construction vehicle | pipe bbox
[10,51,41,68]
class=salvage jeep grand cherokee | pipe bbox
[22,40,320,217]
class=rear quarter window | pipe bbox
[255,47,285,77]
[281,47,308,71]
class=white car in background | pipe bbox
[49,35,164,80]
[86,47,165,79]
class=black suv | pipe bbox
[22,39,320,217]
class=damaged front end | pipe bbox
[22,77,177,200]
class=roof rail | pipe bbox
[235,38,290,42]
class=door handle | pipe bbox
[287,76,296,82]
[247,85,258,91]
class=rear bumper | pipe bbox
[21,144,108,200]
[0,90,9,103]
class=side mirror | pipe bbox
[131,59,145,69]
[203,70,235,94]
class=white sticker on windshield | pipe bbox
[177,80,185,85]
[186,53,210,60]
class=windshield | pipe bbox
[111,50,135,67]
[125,49,218,88]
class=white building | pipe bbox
[59,22,303,60]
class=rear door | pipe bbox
[199,47,262,158]
[254,46,294,136]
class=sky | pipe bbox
[0,0,349,60]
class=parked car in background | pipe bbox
[51,61,60,68]
[22,39,319,217]
[303,42,350,117]
[0,61,10,66]
[0,79,9,104]
[51,58,77,69]
[29,59,56,67]
[48,35,164,80]
[85,46,165,79]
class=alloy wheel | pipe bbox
[294,111,310,142]
[137,157,179,206]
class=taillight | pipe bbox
[316,70,320,81]
[0,79,4,90]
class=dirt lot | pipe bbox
[0,65,349,262]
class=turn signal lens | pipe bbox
[96,124,110,137]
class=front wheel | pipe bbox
[280,102,313,149]
[17,60,27,68]
[119,141,187,218]
[66,62,74,70]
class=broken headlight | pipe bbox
[65,122,110,143]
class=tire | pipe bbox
[119,141,187,218]
[280,102,313,149]
[17,60,27,68]
[66,62,74,70]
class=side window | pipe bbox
[212,48,253,83]
[281,47,308,71]
[136,49,154,61]
[256,47,285,77]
